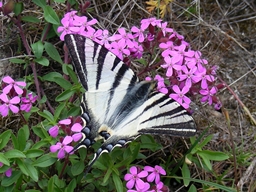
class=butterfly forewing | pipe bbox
[64,34,197,172]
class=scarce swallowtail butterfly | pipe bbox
[64,34,197,173]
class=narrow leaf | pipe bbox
[44,42,63,64]
[43,6,60,25]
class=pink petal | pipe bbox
[3,85,12,94]
[135,178,145,190]
[64,145,74,153]
[147,172,155,182]
[50,143,61,152]
[0,105,9,117]
[0,93,9,102]
[57,148,66,159]
[130,166,138,175]
[10,96,20,104]
[9,104,19,114]
[62,136,73,145]
[49,125,59,138]
[124,173,133,181]
[5,168,12,177]
[59,118,71,125]
[14,85,23,95]
[2,76,14,83]
[15,81,26,87]
[126,179,135,189]
[138,170,148,178]
[71,123,83,132]
[72,133,82,142]
[172,85,181,94]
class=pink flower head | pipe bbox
[110,40,130,60]
[127,182,150,192]
[141,17,161,30]
[110,28,135,48]
[161,56,182,77]
[199,86,217,105]
[0,94,20,116]
[20,93,38,112]
[169,85,191,109]
[50,136,74,159]
[178,66,201,88]
[160,41,174,57]
[144,165,166,183]
[73,16,97,32]
[159,21,173,36]
[131,26,145,43]
[124,166,148,190]
[0,2,2,8]
[71,123,83,142]
[195,66,215,89]
[2,76,26,95]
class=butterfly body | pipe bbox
[64,34,197,171]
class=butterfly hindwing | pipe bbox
[64,34,197,172]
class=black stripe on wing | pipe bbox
[65,35,88,90]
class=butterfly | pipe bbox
[64,34,197,172]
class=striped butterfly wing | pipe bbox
[64,34,196,172]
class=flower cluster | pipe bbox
[124,165,168,192]
[58,12,222,110]
[49,117,83,159]
[0,76,37,117]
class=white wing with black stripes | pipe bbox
[64,34,197,173]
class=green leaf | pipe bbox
[112,172,123,192]
[16,159,38,182]
[42,72,63,82]
[54,77,73,90]
[21,16,41,23]
[197,135,213,149]
[66,65,78,84]
[198,152,212,171]
[9,58,26,64]
[35,57,49,66]
[44,42,63,64]
[55,89,76,102]
[71,161,85,176]
[48,177,54,192]
[1,171,22,187]
[53,102,66,121]
[38,110,54,122]
[188,184,197,192]
[31,40,44,58]
[65,179,76,192]
[17,127,26,151]
[0,153,10,166]
[54,0,65,3]
[33,154,57,167]
[32,0,46,8]
[0,130,12,150]
[198,150,229,161]
[32,125,49,139]
[43,6,60,25]
[5,149,26,159]
[25,149,44,158]
[14,2,24,16]
[31,140,48,149]
[182,163,190,187]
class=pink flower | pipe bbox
[73,16,97,32]
[57,15,80,41]
[128,182,150,192]
[110,28,135,48]
[144,165,166,183]
[2,76,26,95]
[169,44,195,65]
[0,2,2,8]
[170,85,191,109]
[48,118,71,138]
[161,56,182,77]
[159,22,173,36]
[199,87,217,105]
[160,41,174,57]
[110,40,130,60]
[131,26,145,43]
[71,123,83,142]
[5,168,12,177]
[178,66,201,88]
[195,66,215,89]
[50,136,74,159]
[140,17,161,30]
[20,93,38,112]
[124,166,148,190]
[0,94,20,116]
